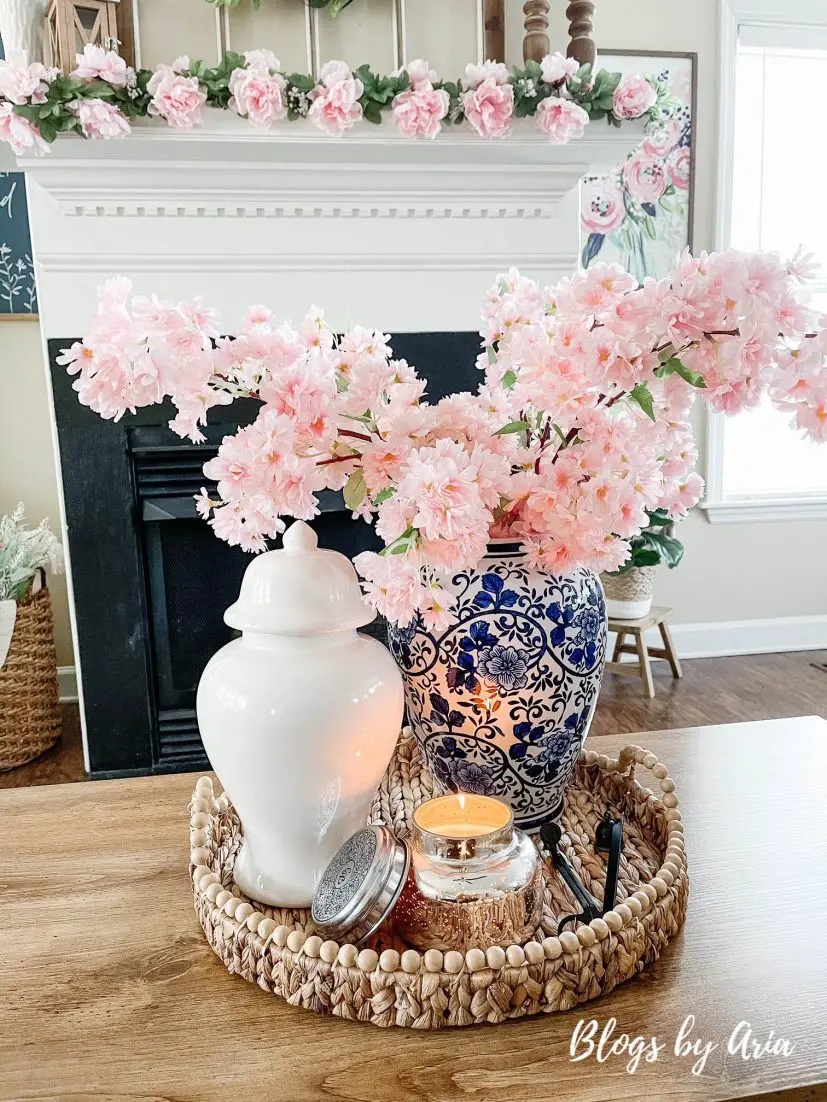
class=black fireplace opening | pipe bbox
[50,331,481,777]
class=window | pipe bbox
[707,13,827,521]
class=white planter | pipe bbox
[196,521,404,907]
[604,596,653,619]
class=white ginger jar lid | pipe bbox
[224,521,374,635]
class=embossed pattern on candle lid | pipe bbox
[311,825,409,945]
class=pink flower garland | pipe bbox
[0,45,664,155]
[61,249,827,629]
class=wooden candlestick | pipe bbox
[522,0,550,64]
[566,1,596,67]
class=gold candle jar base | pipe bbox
[390,793,545,952]
[393,859,545,951]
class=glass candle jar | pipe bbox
[393,793,544,951]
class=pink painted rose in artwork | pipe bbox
[72,43,130,87]
[0,102,49,156]
[667,145,691,190]
[613,74,657,120]
[463,78,514,139]
[535,97,589,144]
[0,51,50,105]
[228,64,287,127]
[642,118,679,158]
[74,98,131,140]
[308,60,364,135]
[147,67,207,129]
[581,176,626,234]
[622,149,667,202]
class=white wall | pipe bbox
[0,318,73,665]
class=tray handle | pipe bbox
[584,743,682,823]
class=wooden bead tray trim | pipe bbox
[189,734,688,1028]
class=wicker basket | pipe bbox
[189,733,688,1028]
[0,572,61,772]
[601,565,657,604]
[601,565,657,619]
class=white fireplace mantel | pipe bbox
[20,116,643,335]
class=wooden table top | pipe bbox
[2,717,827,1102]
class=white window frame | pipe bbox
[704,0,827,523]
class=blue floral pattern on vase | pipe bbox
[388,547,607,829]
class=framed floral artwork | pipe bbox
[580,50,696,281]
[0,36,38,317]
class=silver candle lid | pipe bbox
[312,825,409,944]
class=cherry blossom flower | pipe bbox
[61,246,827,624]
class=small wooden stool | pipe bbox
[606,605,682,699]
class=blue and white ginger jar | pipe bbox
[388,543,607,829]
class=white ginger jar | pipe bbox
[197,521,404,907]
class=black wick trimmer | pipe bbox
[540,810,624,933]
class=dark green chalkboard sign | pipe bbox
[0,37,38,316]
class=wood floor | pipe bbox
[2,650,825,788]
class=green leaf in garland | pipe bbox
[288,73,316,93]
[502,369,517,389]
[363,98,382,124]
[373,487,396,505]
[629,382,656,421]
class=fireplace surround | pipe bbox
[20,117,641,775]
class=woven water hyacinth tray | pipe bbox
[189,733,688,1029]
